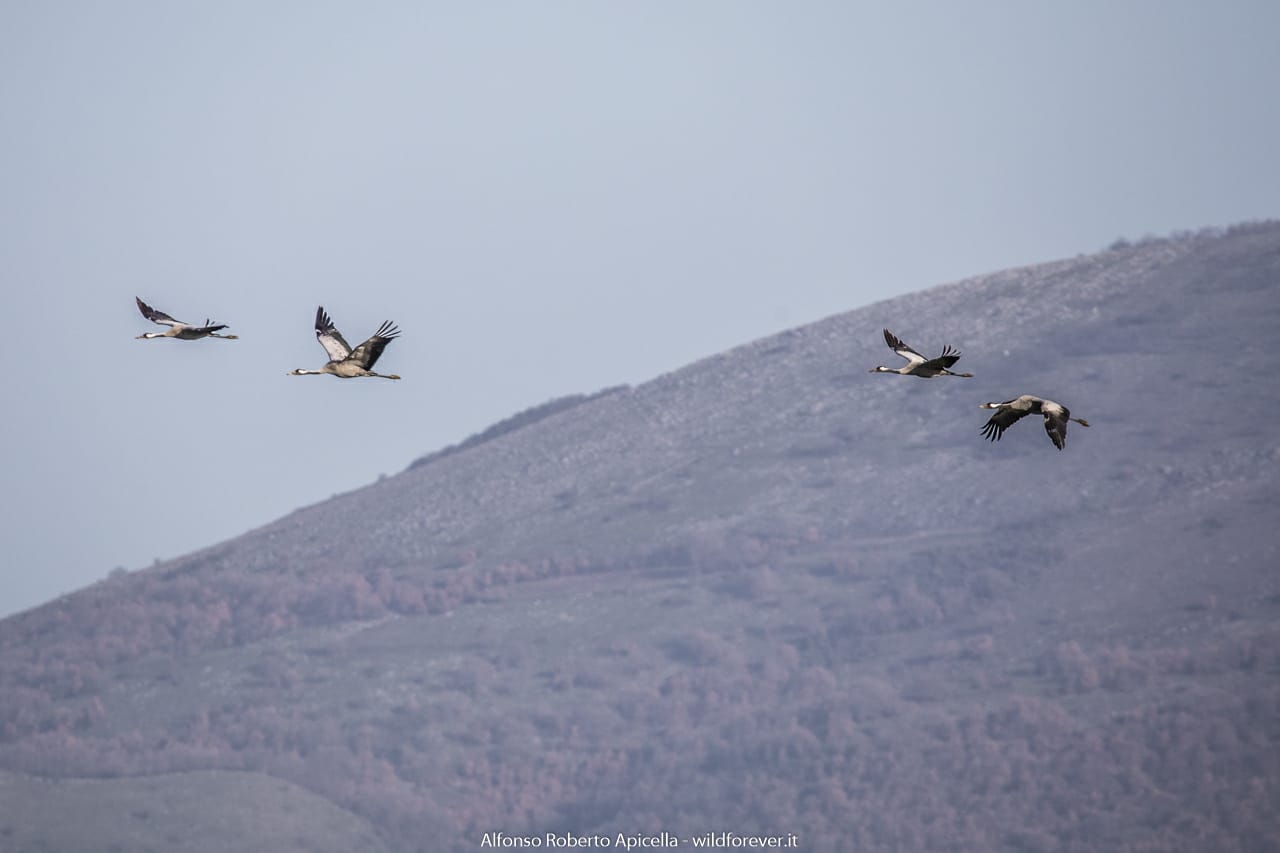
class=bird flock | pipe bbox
[871,328,1090,450]
[134,300,1088,450]
[135,297,402,381]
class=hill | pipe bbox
[0,769,390,853]
[2,223,1278,851]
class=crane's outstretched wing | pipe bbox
[136,297,183,327]
[980,405,1032,442]
[883,329,926,365]
[1042,413,1070,450]
[923,344,963,370]
[314,306,353,361]
[348,321,400,369]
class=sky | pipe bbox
[1,1,1277,619]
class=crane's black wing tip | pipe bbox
[315,305,335,331]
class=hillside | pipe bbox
[0,769,390,853]
[2,223,1278,852]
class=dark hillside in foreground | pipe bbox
[2,223,1279,851]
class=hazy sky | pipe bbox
[2,1,1277,618]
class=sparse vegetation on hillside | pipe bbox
[0,768,391,853]
[2,502,1277,852]
[408,385,630,472]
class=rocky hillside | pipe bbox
[2,222,1278,852]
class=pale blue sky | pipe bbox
[2,1,1277,617]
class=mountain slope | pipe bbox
[2,223,1278,852]
[0,769,390,853]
